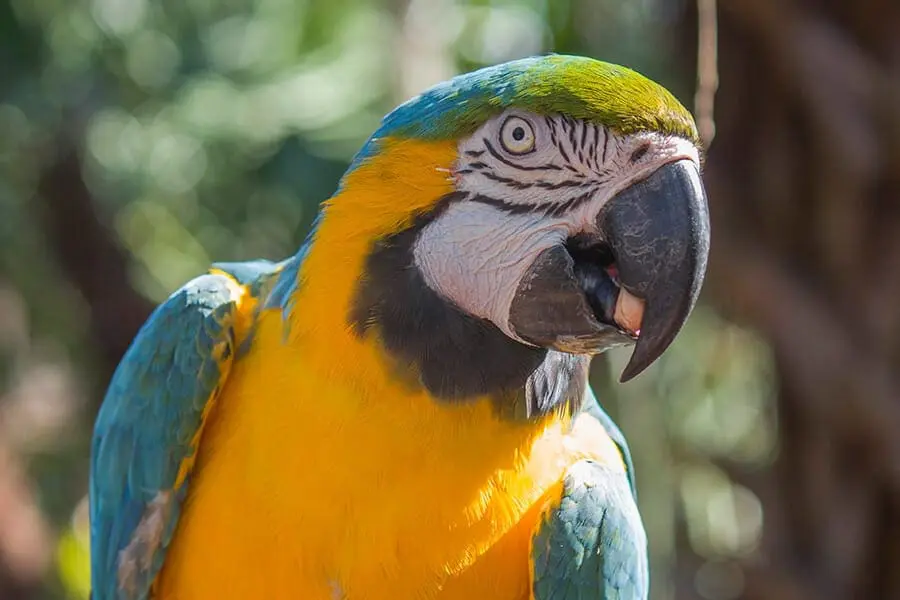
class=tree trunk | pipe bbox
[676,1,900,598]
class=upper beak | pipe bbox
[507,159,710,382]
[599,159,710,382]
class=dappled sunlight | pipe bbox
[4,0,876,597]
[0,0,759,587]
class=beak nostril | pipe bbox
[629,143,651,163]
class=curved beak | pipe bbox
[507,159,709,382]
[599,159,710,382]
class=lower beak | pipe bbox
[507,159,710,382]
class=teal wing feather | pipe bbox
[583,386,637,500]
[89,271,249,600]
[530,390,648,600]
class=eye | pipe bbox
[499,116,536,155]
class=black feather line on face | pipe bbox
[601,128,611,164]
[566,118,578,153]
[348,191,589,418]
[545,116,560,146]
[469,190,596,217]
[473,169,595,193]
[479,171,535,190]
[482,138,563,172]
[589,125,600,170]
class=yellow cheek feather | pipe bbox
[154,137,627,599]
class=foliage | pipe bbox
[0,1,772,598]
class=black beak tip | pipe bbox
[619,329,676,383]
[619,360,643,384]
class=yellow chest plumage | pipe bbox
[153,138,625,598]
[155,312,623,600]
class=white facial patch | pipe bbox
[412,109,701,343]
[414,202,570,340]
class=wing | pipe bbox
[530,388,646,600]
[530,459,649,600]
[583,387,637,500]
[89,272,246,600]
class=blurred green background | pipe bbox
[2,0,897,598]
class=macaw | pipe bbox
[90,55,709,600]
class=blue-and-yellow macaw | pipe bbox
[90,55,709,599]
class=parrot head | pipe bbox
[309,55,709,406]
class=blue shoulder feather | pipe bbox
[531,460,648,599]
[89,272,242,600]
[529,387,647,599]
[584,386,637,499]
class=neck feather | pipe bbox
[282,138,590,420]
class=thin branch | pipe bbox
[695,0,719,148]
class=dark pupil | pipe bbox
[512,126,526,141]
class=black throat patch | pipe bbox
[348,191,589,419]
